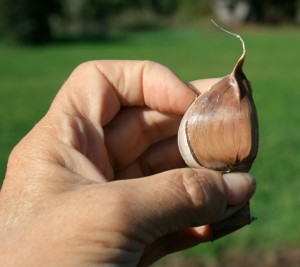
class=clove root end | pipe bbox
[209,203,256,241]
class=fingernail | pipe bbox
[223,173,256,206]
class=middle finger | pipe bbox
[104,107,181,171]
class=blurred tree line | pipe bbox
[213,0,299,26]
[0,0,211,43]
[0,0,298,44]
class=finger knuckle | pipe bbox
[74,60,97,73]
[141,60,169,74]
[180,169,227,219]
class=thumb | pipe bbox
[123,168,255,239]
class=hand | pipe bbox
[0,61,255,267]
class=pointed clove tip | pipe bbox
[210,19,246,56]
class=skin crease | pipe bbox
[0,61,255,267]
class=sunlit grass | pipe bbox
[1,26,300,261]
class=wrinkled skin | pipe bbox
[0,61,255,267]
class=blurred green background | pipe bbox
[1,0,300,266]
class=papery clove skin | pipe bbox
[178,34,259,173]
[178,26,259,239]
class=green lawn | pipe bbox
[1,26,300,262]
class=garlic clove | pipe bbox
[178,21,259,240]
[178,28,258,173]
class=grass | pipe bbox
[1,25,300,262]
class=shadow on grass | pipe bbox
[154,246,300,267]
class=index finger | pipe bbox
[52,60,197,126]
[188,78,221,95]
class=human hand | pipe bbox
[0,61,255,267]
